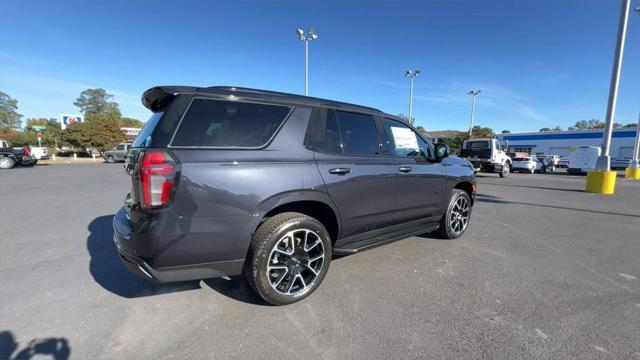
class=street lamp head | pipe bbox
[635,6,640,13]
[296,28,305,40]
[405,69,420,78]
[308,27,318,40]
[468,90,481,96]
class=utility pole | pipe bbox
[467,90,481,137]
[628,6,640,179]
[586,0,632,193]
[296,28,318,96]
[404,70,421,124]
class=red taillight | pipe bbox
[139,150,176,208]
[23,147,30,156]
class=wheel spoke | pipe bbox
[305,264,319,276]
[274,268,288,287]
[309,254,323,263]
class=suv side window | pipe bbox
[116,144,125,151]
[383,119,429,159]
[315,109,380,156]
[172,98,291,148]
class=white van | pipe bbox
[568,146,601,174]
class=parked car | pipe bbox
[611,157,632,170]
[0,139,37,169]
[568,146,600,174]
[536,156,554,172]
[113,86,477,305]
[512,156,541,174]
[557,157,570,168]
[29,146,50,160]
[103,142,132,163]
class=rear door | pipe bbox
[314,109,397,240]
[381,119,446,222]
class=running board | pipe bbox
[333,222,439,255]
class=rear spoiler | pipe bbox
[141,86,199,112]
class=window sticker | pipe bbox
[391,126,419,150]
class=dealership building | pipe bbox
[495,128,638,157]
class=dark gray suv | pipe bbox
[113,86,476,305]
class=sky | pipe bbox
[1,0,639,133]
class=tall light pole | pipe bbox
[404,70,421,124]
[586,0,631,194]
[628,6,640,178]
[595,0,631,171]
[296,27,318,96]
[467,90,482,137]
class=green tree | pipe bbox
[501,130,511,134]
[539,127,551,132]
[6,131,36,146]
[471,125,494,138]
[74,88,121,117]
[416,126,426,133]
[623,123,638,128]
[62,120,126,155]
[0,91,23,129]
[25,118,63,147]
[119,117,144,128]
[441,133,467,155]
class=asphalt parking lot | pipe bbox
[1,164,639,359]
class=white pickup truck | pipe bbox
[460,138,512,177]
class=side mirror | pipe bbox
[434,143,449,160]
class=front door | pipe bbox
[313,109,397,240]
[381,119,446,223]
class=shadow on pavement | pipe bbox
[476,196,640,218]
[0,330,70,360]
[203,277,269,306]
[482,183,585,193]
[87,215,200,298]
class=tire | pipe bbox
[499,162,509,178]
[0,157,16,169]
[245,212,332,305]
[438,189,473,239]
[106,155,115,163]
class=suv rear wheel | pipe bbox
[438,189,472,239]
[246,212,332,305]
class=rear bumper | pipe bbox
[112,206,245,282]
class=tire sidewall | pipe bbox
[0,157,15,169]
[251,216,332,305]
[442,190,473,239]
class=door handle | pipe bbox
[398,166,413,173]
[329,167,351,175]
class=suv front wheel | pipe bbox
[246,212,332,305]
[438,189,473,239]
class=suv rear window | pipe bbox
[171,99,291,148]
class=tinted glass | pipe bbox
[172,99,291,147]
[383,119,428,158]
[466,141,490,149]
[334,111,380,155]
[315,110,342,154]
[116,144,125,150]
[132,112,163,148]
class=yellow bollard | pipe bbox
[625,167,640,180]
[585,170,617,194]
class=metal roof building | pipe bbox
[495,128,638,157]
